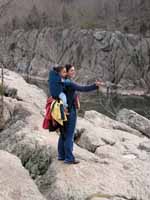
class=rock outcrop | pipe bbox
[0,69,52,179]
[0,69,150,200]
[1,28,150,93]
[117,108,150,138]
[36,111,150,200]
[0,150,45,200]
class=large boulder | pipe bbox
[0,69,53,179]
[0,150,45,200]
[36,113,150,200]
[116,108,150,137]
[84,110,142,137]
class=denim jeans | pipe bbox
[58,107,77,162]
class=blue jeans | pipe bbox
[58,107,77,162]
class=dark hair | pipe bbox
[65,64,73,72]
[53,65,65,73]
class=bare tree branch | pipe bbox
[0,0,13,18]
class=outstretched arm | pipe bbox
[64,80,98,92]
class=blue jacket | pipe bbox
[48,69,63,98]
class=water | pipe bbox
[79,91,150,119]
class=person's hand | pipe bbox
[95,80,105,87]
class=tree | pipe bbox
[139,22,147,37]
[0,63,4,121]
[12,16,20,30]
[62,5,71,26]
[24,5,41,30]
[40,12,48,28]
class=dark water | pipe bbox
[79,91,150,119]
[26,77,150,119]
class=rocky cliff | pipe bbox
[0,69,150,200]
[0,1,150,92]
[1,28,150,92]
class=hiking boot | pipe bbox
[64,159,80,164]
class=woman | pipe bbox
[57,64,102,164]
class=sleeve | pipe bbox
[64,81,98,92]
[59,92,68,108]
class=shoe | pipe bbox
[64,159,80,164]
[58,157,65,161]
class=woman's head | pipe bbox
[65,64,76,79]
[53,65,66,78]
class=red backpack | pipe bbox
[42,97,59,131]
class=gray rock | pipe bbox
[0,150,45,200]
[84,110,142,137]
[1,28,150,92]
[36,110,150,200]
[0,69,52,179]
[117,108,150,137]
[1,69,150,200]
[0,99,15,129]
[138,140,150,152]
[4,86,17,98]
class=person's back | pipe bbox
[48,66,63,98]
[48,65,69,110]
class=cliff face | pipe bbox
[0,1,150,91]
[1,28,150,91]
